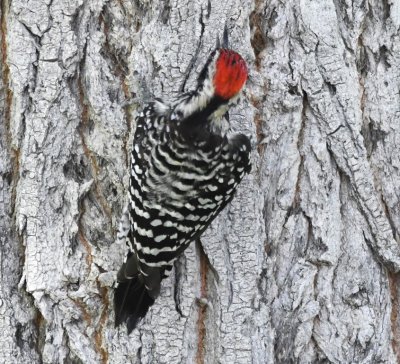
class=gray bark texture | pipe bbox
[1,0,400,363]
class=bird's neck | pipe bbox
[173,79,230,136]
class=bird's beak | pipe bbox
[222,24,229,48]
[216,24,229,49]
[216,35,220,49]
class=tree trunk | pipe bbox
[1,0,400,363]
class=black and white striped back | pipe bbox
[115,97,251,332]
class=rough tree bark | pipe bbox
[1,0,400,363]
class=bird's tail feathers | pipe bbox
[114,276,155,333]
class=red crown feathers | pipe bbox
[213,49,248,100]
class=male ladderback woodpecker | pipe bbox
[114,47,251,333]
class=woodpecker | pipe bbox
[114,45,251,333]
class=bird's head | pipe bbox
[197,48,248,101]
[173,44,248,132]
[212,49,248,100]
